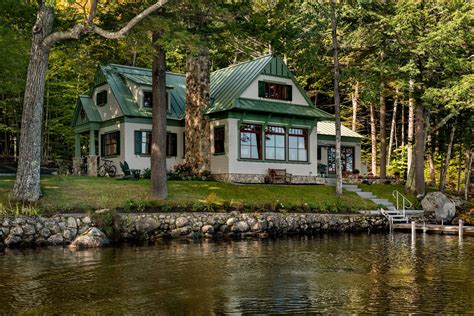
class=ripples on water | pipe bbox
[0,233,473,314]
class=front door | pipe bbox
[327,146,355,174]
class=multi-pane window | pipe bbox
[265,126,286,161]
[240,124,262,160]
[214,127,225,154]
[288,128,308,162]
[327,146,354,173]
[134,131,177,157]
[101,131,120,157]
[96,90,107,107]
[258,81,292,101]
[143,91,170,111]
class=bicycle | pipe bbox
[98,159,117,177]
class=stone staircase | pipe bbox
[342,184,409,224]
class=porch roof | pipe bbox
[317,121,364,138]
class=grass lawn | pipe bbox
[0,176,377,214]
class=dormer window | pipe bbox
[258,81,292,101]
[143,90,171,112]
[143,91,153,108]
[96,90,108,107]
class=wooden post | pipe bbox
[459,220,463,238]
[411,220,416,235]
[423,221,427,234]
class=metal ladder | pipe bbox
[381,190,413,225]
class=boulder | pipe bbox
[421,192,456,223]
[47,233,64,245]
[69,227,109,249]
[201,225,214,234]
[175,217,189,228]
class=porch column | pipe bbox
[87,130,98,177]
[72,133,81,175]
[89,129,96,156]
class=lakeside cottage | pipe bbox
[72,55,365,182]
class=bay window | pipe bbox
[240,124,262,160]
[288,128,308,162]
[265,126,286,161]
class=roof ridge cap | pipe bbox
[211,54,272,74]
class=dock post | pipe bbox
[411,220,416,235]
[459,220,463,238]
[411,220,416,245]
[423,221,427,234]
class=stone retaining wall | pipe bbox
[0,212,388,250]
[214,173,327,184]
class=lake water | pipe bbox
[1,233,473,314]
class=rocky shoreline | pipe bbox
[0,212,388,250]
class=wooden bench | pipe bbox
[265,168,292,184]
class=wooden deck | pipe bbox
[392,223,474,236]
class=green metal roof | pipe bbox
[72,95,102,127]
[206,54,333,121]
[76,55,333,127]
[236,98,334,119]
[208,55,273,113]
[100,64,186,120]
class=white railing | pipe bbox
[392,190,413,217]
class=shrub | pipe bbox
[142,168,151,179]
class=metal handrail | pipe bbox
[392,190,413,217]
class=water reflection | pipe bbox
[0,234,473,314]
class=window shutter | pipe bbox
[101,134,105,157]
[134,131,142,155]
[115,131,121,156]
[171,133,178,156]
[286,85,292,101]
[258,81,265,97]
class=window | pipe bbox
[134,131,152,155]
[327,146,355,173]
[214,127,225,154]
[96,90,107,107]
[134,131,178,157]
[265,126,286,161]
[288,128,308,162]
[101,131,120,157]
[166,132,177,157]
[143,91,171,111]
[258,81,292,101]
[317,146,322,160]
[143,91,153,108]
[240,124,262,160]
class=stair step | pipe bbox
[392,218,409,223]
[342,184,358,189]
[345,188,362,192]
[371,199,390,204]
[356,192,375,198]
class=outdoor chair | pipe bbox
[118,161,140,180]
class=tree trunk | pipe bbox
[407,79,415,176]
[369,103,377,176]
[150,33,168,199]
[13,4,54,202]
[351,81,359,132]
[401,98,405,148]
[379,87,387,179]
[457,146,463,195]
[387,88,398,164]
[414,103,426,196]
[330,0,342,196]
[427,134,436,187]
[184,46,211,174]
[465,149,473,201]
[439,124,456,192]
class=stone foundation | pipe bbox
[214,173,327,185]
[72,158,82,176]
[87,155,98,177]
[0,212,388,249]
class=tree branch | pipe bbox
[428,112,456,134]
[92,0,168,39]
[42,0,168,48]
